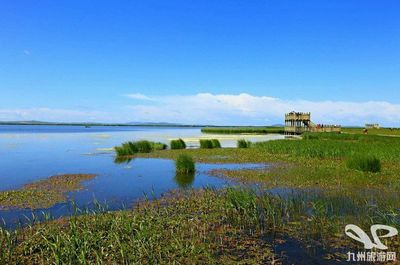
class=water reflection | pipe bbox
[174,172,195,188]
[114,156,134,164]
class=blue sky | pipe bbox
[1,1,399,125]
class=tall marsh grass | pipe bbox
[347,155,381,173]
[199,139,221,149]
[175,154,195,174]
[115,140,167,156]
[199,139,213,149]
[170,139,186,149]
[211,139,221,148]
[237,139,251,148]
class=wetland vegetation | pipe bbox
[237,139,252,148]
[2,129,400,263]
[114,140,167,156]
[199,139,221,149]
[175,154,195,174]
[170,138,187,149]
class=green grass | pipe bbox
[237,139,251,148]
[343,127,400,136]
[170,138,186,149]
[2,187,399,264]
[175,154,195,174]
[347,155,381,173]
[0,174,96,209]
[201,126,284,134]
[253,133,400,161]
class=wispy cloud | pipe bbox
[126,93,154,101]
[0,108,117,123]
[23,50,30,55]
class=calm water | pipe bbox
[0,125,281,226]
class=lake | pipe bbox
[0,125,282,226]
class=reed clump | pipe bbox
[199,139,213,149]
[175,154,195,174]
[199,139,221,149]
[170,139,186,149]
[237,139,251,148]
[115,140,167,156]
[211,139,221,148]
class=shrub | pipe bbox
[211,139,221,148]
[175,154,195,174]
[346,155,381,173]
[237,139,251,148]
[170,139,186,149]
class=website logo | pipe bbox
[345,224,398,263]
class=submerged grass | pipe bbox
[0,174,96,209]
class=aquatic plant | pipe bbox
[346,155,381,173]
[175,154,195,174]
[170,139,186,149]
[237,139,251,148]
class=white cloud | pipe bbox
[1,93,399,126]
[126,93,154,101]
[125,93,400,126]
